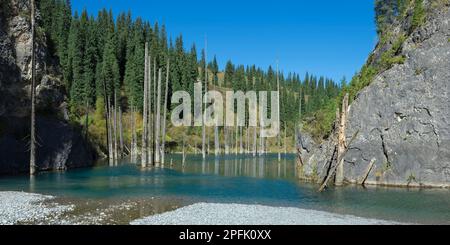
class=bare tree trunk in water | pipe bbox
[276,62,281,162]
[141,43,149,168]
[284,122,287,155]
[107,97,113,166]
[253,126,257,156]
[207,132,210,155]
[214,125,220,156]
[259,127,263,156]
[224,127,229,154]
[148,58,153,167]
[161,60,170,166]
[130,103,135,162]
[119,105,124,157]
[113,91,118,164]
[335,93,349,186]
[182,136,186,166]
[235,123,238,155]
[202,38,208,160]
[239,126,243,154]
[154,69,162,166]
[29,0,37,176]
[103,93,111,164]
[150,58,156,166]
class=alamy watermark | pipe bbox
[171,82,280,138]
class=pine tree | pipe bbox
[224,61,234,88]
[68,11,85,107]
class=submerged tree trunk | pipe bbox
[214,125,220,156]
[141,43,149,168]
[182,136,186,166]
[259,127,264,156]
[119,105,124,157]
[151,58,156,166]
[147,57,156,166]
[107,96,114,166]
[235,124,238,155]
[335,93,349,186]
[239,126,243,154]
[161,60,170,166]
[224,127,229,154]
[154,69,162,166]
[113,91,118,164]
[130,103,136,162]
[202,38,208,159]
[29,0,37,176]
[253,126,257,156]
[284,122,287,155]
[277,63,281,162]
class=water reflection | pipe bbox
[167,154,296,180]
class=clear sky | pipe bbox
[72,0,378,82]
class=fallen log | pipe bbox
[318,130,359,192]
[359,158,376,186]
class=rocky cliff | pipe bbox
[0,0,96,175]
[300,1,450,188]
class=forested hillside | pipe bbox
[37,0,341,153]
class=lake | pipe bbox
[0,154,449,224]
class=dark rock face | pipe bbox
[0,117,96,175]
[302,6,450,187]
[0,0,96,175]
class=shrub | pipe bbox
[411,0,426,31]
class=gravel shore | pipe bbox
[131,203,400,225]
[0,192,400,225]
[0,192,74,225]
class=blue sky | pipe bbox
[72,0,377,82]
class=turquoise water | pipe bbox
[0,154,449,224]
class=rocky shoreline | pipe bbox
[1,192,405,225]
[0,191,74,225]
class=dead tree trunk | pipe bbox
[235,123,239,155]
[335,93,349,186]
[214,124,220,156]
[182,136,186,166]
[113,91,118,163]
[239,126,244,154]
[207,132,210,155]
[107,96,114,166]
[359,158,376,186]
[119,104,124,157]
[259,126,263,156]
[154,69,162,166]
[224,127,229,154]
[276,62,281,162]
[147,58,153,166]
[161,60,170,166]
[141,43,149,168]
[318,130,359,192]
[246,127,250,154]
[150,58,158,166]
[130,103,136,162]
[296,129,305,178]
[29,0,37,176]
[284,122,287,155]
[202,38,208,159]
[253,126,257,156]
